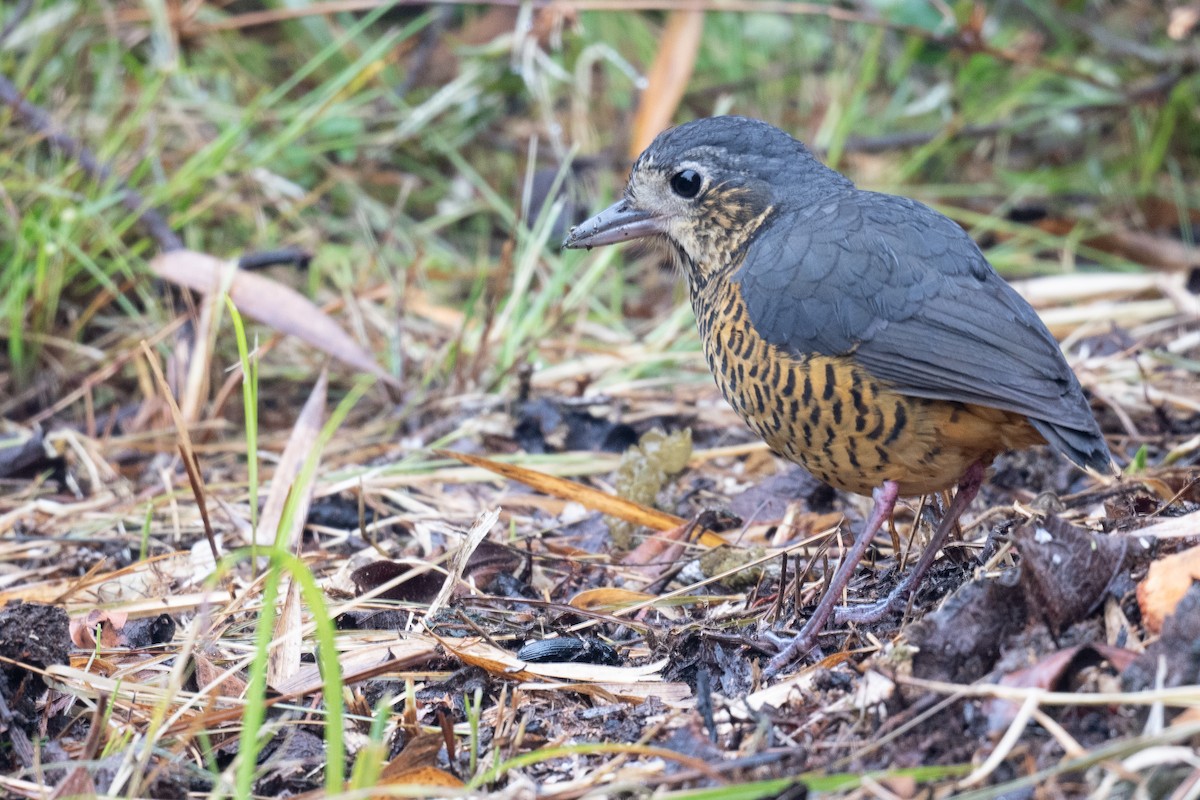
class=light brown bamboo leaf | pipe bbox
[150,250,399,388]
[569,587,656,612]
[275,637,439,697]
[259,370,327,549]
[270,579,304,687]
[260,371,329,686]
[427,507,500,619]
[434,450,728,548]
[179,276,220,425]
[519,679,694,707]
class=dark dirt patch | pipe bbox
[0,602,70,771]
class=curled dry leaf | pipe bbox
[70,610,128,649]
[350,559,445,603]
[149,250,398,388]
[1013,515,1126,635]
[379,731,464,791]
[909,576,1026,684]
[194,651,248,700]
[1137,543,1200,634]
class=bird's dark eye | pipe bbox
[670,169,702,199]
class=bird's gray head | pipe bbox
[563,116,850,286]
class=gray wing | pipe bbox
[734,191,1112,473]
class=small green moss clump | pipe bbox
[609,429,692,548]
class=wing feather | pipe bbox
[733,191,1111,472]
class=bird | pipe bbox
[562,115,1115,677]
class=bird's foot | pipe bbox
[832,578,915,624]
[835,462,986,627]
[763,463,986,678]
[762,480,900,679]
[761,623,821,678]
[760,629,825,668]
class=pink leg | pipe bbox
[764,480,900,678]
[834,461,984,625]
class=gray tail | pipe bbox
[1029,418,1116,475]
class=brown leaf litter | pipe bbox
[1,266,1198,798]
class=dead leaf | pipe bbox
[622,520,695,575]
[194,651,248,699]
[569,587,656,612]
[263,372,328,685]
[462,540,524,587]
[987,644,1139,731]
[50,766,96,800]
[258,370,327,549]
[745,664,822,712]
[379,731,462,789]
[149,250,398,388]
[519,679,693,707]
[275,637,439,697]
[427,508,500,618]
[270,579,304,688]
[1013,516,1126,634]
[377,764,464,792]
[350,560,445,604]
[1085,228,1200,272]
[70,610,128,649]
[178,270,221,425]
[1137,543,1200,634]
[434,449,728,548]
[1131,508,1200,540]
[909,576,1026,683]
[1123,582,1200,690]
